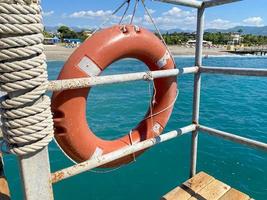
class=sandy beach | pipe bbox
[44,44,230,61]
[44,45,76,61]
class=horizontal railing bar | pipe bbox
[200,66,267,76]
[203,0,242,8]
[198,125,267,152]
[47,67,198,92]
[51,124,196,183]
[154,0,241,8]
[154,0,202,8]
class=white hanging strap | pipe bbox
[128,130,136,161]
[148,79,158,136]
[157,50,171,68]
[144,71,178,136]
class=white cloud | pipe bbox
[243,17,263,27]
[67,8,265,31]
[206,18,239,29]
[146,7,197,30]
[42,10,54,17]
[205,17,265,30]
[67,7,196,30]
[147,9,156,14]
[69,10,113,19]
[163,7,191,18]
[57,23,66,26]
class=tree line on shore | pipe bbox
[160,32,267,46]
[44,25,267,46]
[44,26,88,42]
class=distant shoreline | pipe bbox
[44,44,267,62]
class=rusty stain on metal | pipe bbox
[51,171,65,183]
[51,163,88,183]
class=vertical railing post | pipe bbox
[190,5,205,178]
[0,1,54,199]
[19,148,53,200]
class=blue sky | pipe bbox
[42,0,267,31]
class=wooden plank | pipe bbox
[161,185,192,200]
[183,172,215,192]
[161,172,215,200]
[188,179,231,200]
[0,153,10,200]
[219,188,250,200]
[0,178,10,200]
[162,172,251,200]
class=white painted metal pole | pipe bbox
[2,2,55,199]
[199,125,267,151]
[47,67,198,92]
[154,0,202,8]
[203,0,242,8]
[19,148,53,200]
[200,66,267,76]
[0,91,53,200]
[190,6,205,178]
[13,91,53,200]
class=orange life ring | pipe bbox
[51,25,177,167]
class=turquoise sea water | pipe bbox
[4,56,267,199]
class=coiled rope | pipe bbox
[0,0,53,155]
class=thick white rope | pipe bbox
[0,3,41,15]
[0,33,44,49]
[0,0,54,155]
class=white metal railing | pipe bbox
[51,124,197,183]
[198,125,267,152]
[154,0,242,8]
[27,60,267,194]
[47,67,198,92]
[200,66,267,76]
[46,66,267,93]
[47,0,267,187]
[154,0,202,8]
[4,0,267,199]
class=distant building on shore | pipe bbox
[226,33,244,51]
[186,39,212,47]
[228,33,242,45]
[63,38,82,47]
[43,36,60,45]
[83,30,93,38]
[63,38,81,44]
